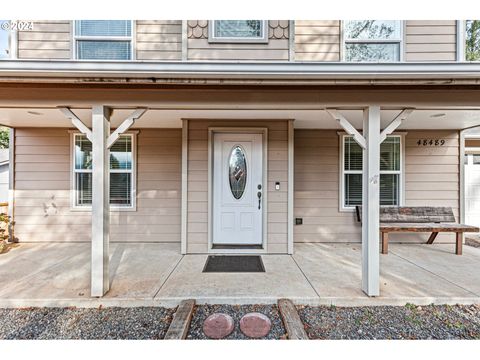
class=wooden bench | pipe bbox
[355,206,479,255]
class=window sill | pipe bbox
[70,206,137,213]
[207,38,269,44]
[339,206,357,213]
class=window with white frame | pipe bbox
[341,134,402,209]
[344,20,402,62]
[73,133,135,208]
[209,20,268,43]
[75,20,132,60]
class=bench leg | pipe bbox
[456,232,463,255]
[426,232,438,244]
[381,232,389,254]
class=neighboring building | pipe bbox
[0,20,480,297]
[0,149,8,203]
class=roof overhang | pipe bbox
[2,60,480,86]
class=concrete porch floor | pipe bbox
[0,242,479,307]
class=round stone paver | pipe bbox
[239,312,272,338]
[203,313,235,339]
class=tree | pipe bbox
[466,20,480,61]
[0,127,8,149]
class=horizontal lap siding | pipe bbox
[14,128,182,243]
[399,130,460,243]
[17,21,71,59]
[405,20,457,61]
[294,130,460,244]
[135,20,182,60]
[187,21,289,61]
[294,20,341,61]
[187,120,289,254]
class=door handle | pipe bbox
[257,191,262,210]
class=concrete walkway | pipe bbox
[0,242,479,307]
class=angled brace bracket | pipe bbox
[380,108,414,143]
[107,108,147,149]
[58,107,92,142]
[326,108,366,149]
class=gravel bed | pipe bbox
[2,304,479,340]
[298,304,480,339]
[466,237,480,248]
[0,307,175,340]
[187,304,286,340]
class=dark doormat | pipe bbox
[203,255,265,273]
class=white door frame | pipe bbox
[208,127,268,254]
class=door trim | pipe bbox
[208,127,268,254]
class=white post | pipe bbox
[91,105,110,297]
[362,106,381,296]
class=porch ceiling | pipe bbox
[1,107,480,130]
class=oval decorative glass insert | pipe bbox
[229,145,247,200]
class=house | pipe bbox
[0,20,479,299]
[0,148,9,203]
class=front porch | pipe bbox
[0,242,478,308]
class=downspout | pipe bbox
[457,20,465,62]
[460,129,465,225]
[8,127,15,242]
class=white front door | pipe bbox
[466,153,480,227]
[213,132,263,245]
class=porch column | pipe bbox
[362,106,381,296]
[91,105,111,297]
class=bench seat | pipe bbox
[355,206,480,255]
[380,223,479,233]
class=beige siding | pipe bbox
[294,130,460,244]
[187,120,289,254]
[405,20,457,62]
[13,128,181,243]
[294,20,340,61]
[187,21,289,61]
[17,21,71,59]
[135,20,182,60]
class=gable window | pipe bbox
[209,20,268,43]
[74,20,132,60]
[341,134,403,210]
[344,20,402,62]
[73,133,136,209]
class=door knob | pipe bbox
[257,191,262,210]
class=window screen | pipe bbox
[75,20,132,60]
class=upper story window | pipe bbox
[74,20,132,60]
[466,20,480,61]
[344,20,402,62]
[209,20,268,43]
[0,20,10,59]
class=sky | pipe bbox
[0,20,9,58]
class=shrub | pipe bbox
[0,212,10,253]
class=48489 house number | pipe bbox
[416,139,446,146]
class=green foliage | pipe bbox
[466,20,480,61]
[0,211,10,253]
[0,212,9,241]
[0,127,8,149]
